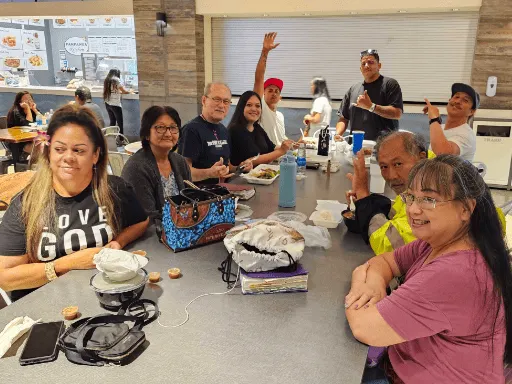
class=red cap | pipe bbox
[264,78,284,92]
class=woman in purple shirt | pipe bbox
[345,154,511,383]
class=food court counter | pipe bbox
[0,86,140,136]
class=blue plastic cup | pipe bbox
[352,131,365,154]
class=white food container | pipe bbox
[241,164,280,185]
[309,210,342,228]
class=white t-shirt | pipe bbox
[309,96,332,136]
[260,99,286,146]
[105,77,122,107]
[429,123,476,162]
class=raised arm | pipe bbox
[424,98,460,156]
[254,32,280,98]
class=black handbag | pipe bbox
[58,299,158,366]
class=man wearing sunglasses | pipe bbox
[335,49,403,142]
[345,131,505,256]
[179,82,253,185]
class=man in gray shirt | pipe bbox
[74,86,106,128]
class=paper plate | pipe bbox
[267,211,308,223]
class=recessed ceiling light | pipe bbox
[398,10,407,13]
[350,11,357,14]
[263,14,268,17]
[304,13,311,16]
[452,8,459,11]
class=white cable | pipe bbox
[157,262,241,328]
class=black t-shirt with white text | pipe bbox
[0,175,148,301]
[229,124,275,166]
[178,115,231,184]
[337,75,403,141]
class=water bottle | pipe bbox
[278,151,297,208]
[297,143,306,176]
[35,113,43,126]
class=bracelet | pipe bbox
[44,261,58,282]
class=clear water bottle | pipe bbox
[35,113,43,126]
[297,143,306,176]
[278,151,297,208]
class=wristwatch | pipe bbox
[429,116,442,125]
[44,261,58,282]
[369,103,376,113]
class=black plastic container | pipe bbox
[342,209,360,234]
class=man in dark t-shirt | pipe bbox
[335,49,403,141]
[178,82,252,184]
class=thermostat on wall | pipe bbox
[486,76,497,97]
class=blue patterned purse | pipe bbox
[161,186,235,252]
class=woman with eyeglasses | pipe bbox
[303,77,332,137]
[122,106,191,225]
[346,155,511,384]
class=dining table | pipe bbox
[0,127,38,170]
[0,163,381,384]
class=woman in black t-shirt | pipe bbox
[6,91,42,128]
[228,91,293,166]
[0,105,149,301]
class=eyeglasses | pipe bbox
[400,192,454,210]
[360,49,378,57]
[205,96,231,106]
[154,125,179,134]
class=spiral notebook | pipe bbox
[241,264,308,295]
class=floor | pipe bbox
[491,187,512,208]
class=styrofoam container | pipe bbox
[241,164,280,185]
[309,210,342,228]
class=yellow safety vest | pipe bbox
[368,196,507,255]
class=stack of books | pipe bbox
[240,264,308,295]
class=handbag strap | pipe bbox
[125,299,160,330]
[179,187,220,203]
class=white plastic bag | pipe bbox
[0,316,40,358]
[93,249,148,282]
[285,220,332,249]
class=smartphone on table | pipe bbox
[19,321,64,366]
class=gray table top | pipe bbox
[0,166,377,384]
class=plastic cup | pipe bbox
[352,131,365,154]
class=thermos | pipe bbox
[278,151,297,207]
[317,125,330,156]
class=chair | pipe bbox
[105,133,129,152]
[107,151,130,176]
[0,287,11,309]
[0,142,13,175]
[101,126,120,135]
[0,116,7,129]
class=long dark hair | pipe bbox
[7,91,31,124]
[103,68,121,102]
[407,154,512,363]
[140,105,182,149]
[312,77,331,101]
[227,91,262,131]
[22,104,117,261]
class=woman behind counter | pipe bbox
[122,106,191,224]
[228,91,293,167]
[103,68,132,139]
[303,77,332,137]
[0,104,149,302]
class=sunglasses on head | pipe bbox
[360,49,378,57]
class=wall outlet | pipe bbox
[486,76,497,97]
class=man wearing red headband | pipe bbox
[254,32,288,146]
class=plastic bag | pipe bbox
[285,220,332,249]
[93,249,148,282]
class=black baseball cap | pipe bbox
[451,83,480,109]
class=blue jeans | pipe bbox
[362,365,390,384]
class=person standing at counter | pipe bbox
[103,69,132,138]
[335,49,403,141]
[75,86,105,128]
[253,32,288,146]
[0,104,149,302]
[423,83,478,162]
[303,77,333,137]
[7,91,42,127]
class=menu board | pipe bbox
[0,28,23,50]
[28,19,44,27]
[88,36,137,59]
[115,17,133,29]
[100,17,115,28]
[82,52,97,81]
[0,28,47,70]
[0,19,12,24]
[53,18,68,28]
[24,50,48,70]
[85,18,100,28]
[22,30,46,51]
[67,18,84,28]
[11,19,28,25]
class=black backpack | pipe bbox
[58,299,158,366]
